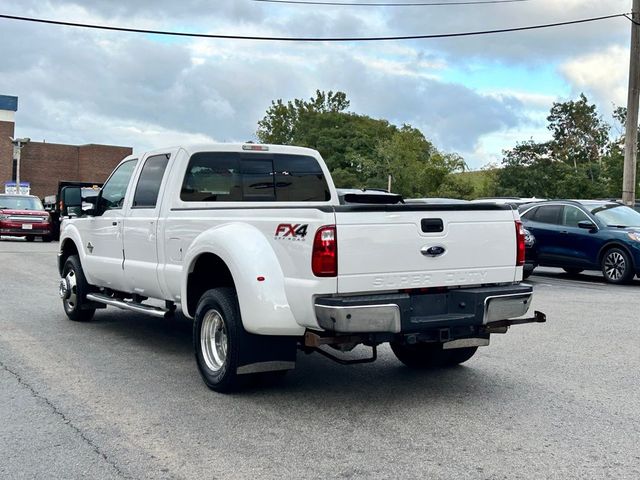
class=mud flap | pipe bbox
[236,333,297,375]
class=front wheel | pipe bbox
[390,342,477,369]
[194,288,244,392]
[601,248,634,284]
[60,255,95,322]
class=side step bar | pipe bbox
[85,293,169,318]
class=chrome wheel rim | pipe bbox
[200,309,228,372]
[62,269,78,311]
[604,252,626,281]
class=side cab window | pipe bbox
[96,159,138,215]
[132,154,170,208]
[520,207,538,221]
[562,206,590,228]
[531,205,563,225]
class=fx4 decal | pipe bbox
[274,223,309,241]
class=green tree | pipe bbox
[256,91,465,197]
[257,90,350,145]
[497,94,613,198]
[547,93,609,174]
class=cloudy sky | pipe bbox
[0,0,634,168]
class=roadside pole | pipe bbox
[623,0,640,205]
[15,141,21,195]
[10,137,30,195]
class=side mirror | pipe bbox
[61,186,96,217]
[577,220,597,231]
[61,186,82,217]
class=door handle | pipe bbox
[560,230,569,234]
[112,221,118,226]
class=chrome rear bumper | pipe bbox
[315,284,535,334]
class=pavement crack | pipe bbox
[0,360,132,480]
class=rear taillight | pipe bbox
[312,225,337,277]
[515,220,525,267]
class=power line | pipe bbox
[252,0,530,6]
[0,12,628,42]
[625,13,640,25]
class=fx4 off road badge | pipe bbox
[274,223,308,241]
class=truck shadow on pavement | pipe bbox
[82,309,522,404]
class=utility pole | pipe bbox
[10,137,30,195]
[623,0,640,205]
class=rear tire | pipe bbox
[193,288,245,392]
[25,236,35,242]
[601,248,634,284]
[42,235,52,243]
[390,342,477,368]
[60,255,95,322]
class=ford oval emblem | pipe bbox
[421,245,446,257]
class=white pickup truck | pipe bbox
[58,144,545,391]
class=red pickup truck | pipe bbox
[0,194,52,242]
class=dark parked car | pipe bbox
[522,227,537,279]
[519,200,640,284]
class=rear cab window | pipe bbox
[180,152,330,202]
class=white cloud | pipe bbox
[560,45,629,112]
[0,0,634,172]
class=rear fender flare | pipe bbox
[181,223,302,336]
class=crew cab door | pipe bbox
[83,159,138,288]
[122,152,172,299]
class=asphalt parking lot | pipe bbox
[1,239,639,479]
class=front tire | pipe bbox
[601,248,634,284]
[193,288,244,392]
[60,255,95,322]
[390,342,478,368]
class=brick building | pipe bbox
[0,95,132,198]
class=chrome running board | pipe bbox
[86,293,169,318]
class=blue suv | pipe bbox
[519,200,640,284]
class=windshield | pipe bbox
[589,203,640,227]
[0,196,44,211]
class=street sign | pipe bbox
[4,182,31,195]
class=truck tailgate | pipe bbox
[335,205,520,294]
